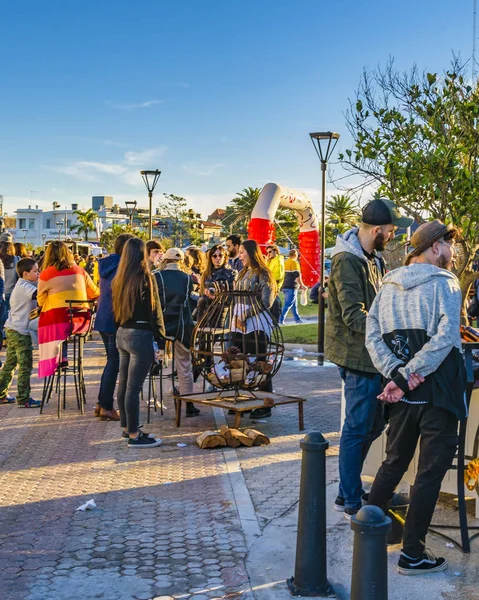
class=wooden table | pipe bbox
[175,389,306,430]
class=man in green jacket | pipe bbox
[325,198,413,519]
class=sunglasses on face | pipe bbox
[212,253,223,258]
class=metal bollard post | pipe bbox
[350,506,391,600]
[287,432,335,597]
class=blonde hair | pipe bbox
[43,241,74,271]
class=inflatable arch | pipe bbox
[247,183,320,287]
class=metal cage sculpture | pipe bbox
[191,282,284,400]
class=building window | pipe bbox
[45,219,51,229]
[18,218,26,229]
[29,219,35,229]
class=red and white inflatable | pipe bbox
[247,183,320,288]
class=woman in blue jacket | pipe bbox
[93,234,133,420]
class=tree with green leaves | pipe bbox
[100,223,148,253]
[326,194,361,232]
[337,58,479,297]
[70,208,98,241]
[158,194,189,246]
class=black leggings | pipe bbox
[231,331,273,392]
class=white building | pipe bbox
[9,202,130,248]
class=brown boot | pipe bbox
[94,403,101,417]
[99,408,120,421]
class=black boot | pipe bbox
[186,402,200,417]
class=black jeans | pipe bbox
[368,401,458,557]
[116,328,154,434]
[98,332,120,410]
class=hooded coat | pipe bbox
[324,228,386,372]
[366,264,466,420]
[94,254,120,334]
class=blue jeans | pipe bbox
[116,328,154,434]
[98,331,120,410]
[338,367,384,509]
[0,294,11,344]
[280,288,301,323]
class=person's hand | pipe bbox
[378,381,404,403]
[205,288,215,300]
[408,373,425,391]
[235,317,246,333]
[322,291,329,299]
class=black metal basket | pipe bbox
[191,282,284,397]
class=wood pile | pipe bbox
[197,426,270,449]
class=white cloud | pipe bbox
[181,163,224,177]
[105,99,163,111]
[49,161,127,182]
[124,147,167,165]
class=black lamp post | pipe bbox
[56,221,63,240]
[22,229,28,241]
[125,200,137,228]
[41,233,46,245]
[309,131,340,362]
[140,170,161,239]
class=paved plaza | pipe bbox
[1,336,479,599]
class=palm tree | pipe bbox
[326,195,361,230]
[70,208,98,241]
[221,187,261,236]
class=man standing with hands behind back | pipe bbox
[366,220,465,575]
[325,198,413,519]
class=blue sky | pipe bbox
[0,0,474,218]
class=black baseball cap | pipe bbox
[362,199,414,228]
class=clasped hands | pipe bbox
[377,372,425,403]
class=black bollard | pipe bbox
[350,506,391,600]
[287,432,335,597]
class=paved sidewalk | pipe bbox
[2,336,479,600]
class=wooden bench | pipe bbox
[175,389,306,430]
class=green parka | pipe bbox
[324,228,385,373]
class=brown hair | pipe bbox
[146,239,165,253]
[14,242,28,257]
[42,241,73,271]
[238,239,277,293]
[0,242,16,269]
[112,238,157,324]
[114,233,135,255]
[185,247,207,275]
[200,245,228,293]
[17,257,36,278]
[289,248,298,258]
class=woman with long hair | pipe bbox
[196,244,236,323]
[37,241,99,377]
[232,239,278,417]
[112,238,165,447]
[185,247,207,276]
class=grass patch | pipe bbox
[280,323,317,344]
[278,292,319,318]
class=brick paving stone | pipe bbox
[0,336,252,600]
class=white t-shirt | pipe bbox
[5,279,38,336]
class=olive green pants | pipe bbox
[0,329,33,403]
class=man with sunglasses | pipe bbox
[325,198,413,520]
[365,220,465,575]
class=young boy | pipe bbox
[0,258,41,408]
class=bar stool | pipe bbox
[40,300,95,418]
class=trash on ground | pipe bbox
[177,443,187,448]
[454,572,461,576]
[76,499,96,512]
[446,542,455,548]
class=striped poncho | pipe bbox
[37,265,99,377]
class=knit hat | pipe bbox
[362,199,414,228]
[408,220,456,258]
[163,247,185,260]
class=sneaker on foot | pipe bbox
[186,405,201,417]
[250,407,272,419]
[127,431,162,448]
[122,428,154,440]
[295,319,304,324]
[398,550,447,575]
[18,398,41,409]
[344,507,360,521]
[0,394,16,404]
[334,496,346,512]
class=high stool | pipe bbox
[40,300,95,418]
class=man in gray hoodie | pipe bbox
[366,219,466,575]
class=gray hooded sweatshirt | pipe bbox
[366,263,466,419]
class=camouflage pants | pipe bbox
[0,329,33,403]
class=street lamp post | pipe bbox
[41,233,46,246]
[125,200,137,228]
[309,131,340,363]
[140,170,161,240]
[22,229,28,241]
[56,221,63,240]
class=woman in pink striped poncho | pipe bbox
[37,242,99,378]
